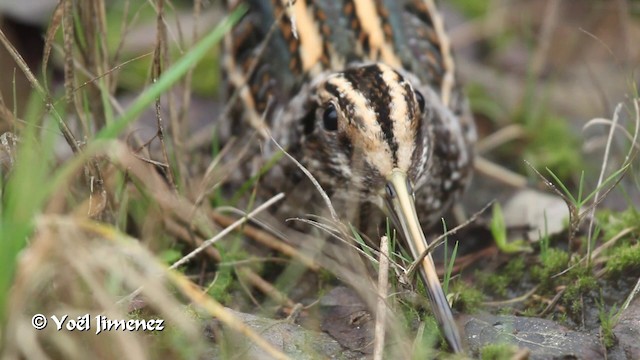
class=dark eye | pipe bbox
[385,183,396,198]
[323,104,339,131]
[414,90,425,112]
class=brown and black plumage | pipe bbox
[223,0,475,352]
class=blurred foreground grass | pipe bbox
[0,1,638,359]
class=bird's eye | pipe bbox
[322,104,339,131]
[385,183,396,198]
[414,90,425,112]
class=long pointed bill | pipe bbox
[385,169,464,353]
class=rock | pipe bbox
[503,189,570,241]
[319,286,374,355]
[464,314,603,359]
[612,292,640,359]
[0,0,56,24]
[202,307,363,360]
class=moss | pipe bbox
[505,258,526,277]
[410,316,440,358]
[599,305,619,349]
[523,114,584,181]
[597,206,640,242]
[477,258,526,297]
[605,244,640,275]
[451,281,484,313]
[497,307,514,316]
[563,272,598,313]
[476,270,510,298]
[532,248,569,285]
[554,312,568,324]
[206,248,250,304]
[480,343,518,360]
[155,323,206,359]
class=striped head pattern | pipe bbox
[295,63,433,203]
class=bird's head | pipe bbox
[280,62,463,351]
[295,63,432,205]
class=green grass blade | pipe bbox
[582,164,630,205]
[95,5,247,140]
[546,167,577,205]
[443,241,458,295]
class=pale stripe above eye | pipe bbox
[378,64,416,172]
[316,64,422,177]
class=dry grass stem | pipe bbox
[212,211,320,271]
[271,137,339,221]
[586,103,623,265]
[422,0,455,107]
[475,156,528,188]
[529,0,560,79]
[408,200,494,279]
[484,285,541,307]
[0,25,79,152]
[150,0,178,190]
[171,192,285,270]
[163,217,221,261]
[373,235,390,360]
[290,217,382,266]
[476,124,525,154]
[169,271,292,360]
[237,267,296,308]
[621,276,640,313]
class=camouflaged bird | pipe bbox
[223,0,476,352]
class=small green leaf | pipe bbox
[490,203,533,254]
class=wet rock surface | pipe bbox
[463,313,604,359]
[319,286,374,355]
[202,307,364,360]
[198,286,640,359]
[610,293,640,359]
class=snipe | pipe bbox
[223,0,476,352]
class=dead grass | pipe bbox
[0,0,639,359]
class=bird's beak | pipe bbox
[384,169,463,353]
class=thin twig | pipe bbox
[484,285,540,306]
[291,217,382,266]
[538,287,566,317]
[529,0,560,79]
[475,156,528,188]
[476,124,525,154]
[583,119,640,150]
[407,200,494,279]
[524,160,580,245]
[620,276,640,314]
[212,211,320,271]
[237,267,295,308]
[151,0,177,190]
[168,270,292,360]
[271,138,339,221]
[117,193,284,304]
[0,26,78,149]
[163,217,220,261]
[0,18,108,217]
[170,193,284,269]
